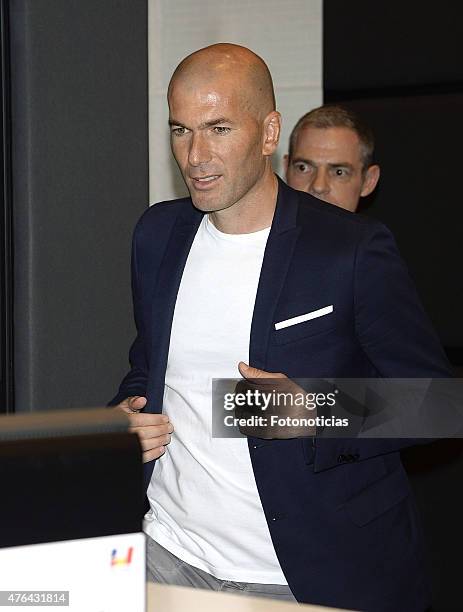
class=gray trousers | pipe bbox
[146,535,297,603]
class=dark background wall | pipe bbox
[324,3,463,610]
[1,0,14,411]
[8,0,148,412]
[324,0,463,363]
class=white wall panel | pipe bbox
[148,0,322,203]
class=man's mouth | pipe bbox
[190,175,221,189]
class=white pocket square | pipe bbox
[275,305,334,330]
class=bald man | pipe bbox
[110,44,450,611]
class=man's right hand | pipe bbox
[116,396,173,463]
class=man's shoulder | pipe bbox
[134,196,199,234]
[296,189,379,229]
[138,196,193,222]
[291,186,389,243]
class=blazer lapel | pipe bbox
[146,204,203,412]
[250,178,301,370]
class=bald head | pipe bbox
[167,44,281,226]
[168,43,275,120]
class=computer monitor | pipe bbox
[0,407,146,611]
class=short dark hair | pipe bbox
[288,105,375,169]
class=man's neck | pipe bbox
[209,171,278,234]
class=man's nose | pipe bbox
[310,168,330,196]
[188,133,212,167]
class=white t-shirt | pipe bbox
[144,214,287,584]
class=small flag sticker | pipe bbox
[111,547,133,567]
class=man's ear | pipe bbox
[360,164,380,197]
[262,111,281,156]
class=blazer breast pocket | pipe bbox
[272,304,336,345]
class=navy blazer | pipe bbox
[111,178,452,611]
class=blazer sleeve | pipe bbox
[108,222,150,405]
[354,222,451,378]
[313,222,453,472]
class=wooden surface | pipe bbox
[147,582,353,612]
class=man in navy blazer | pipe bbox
[111,44,451,611]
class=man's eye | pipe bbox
[213,126,231,135]
[293,162,310,173]
[334,168,349,177]
[171,127,187,137]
